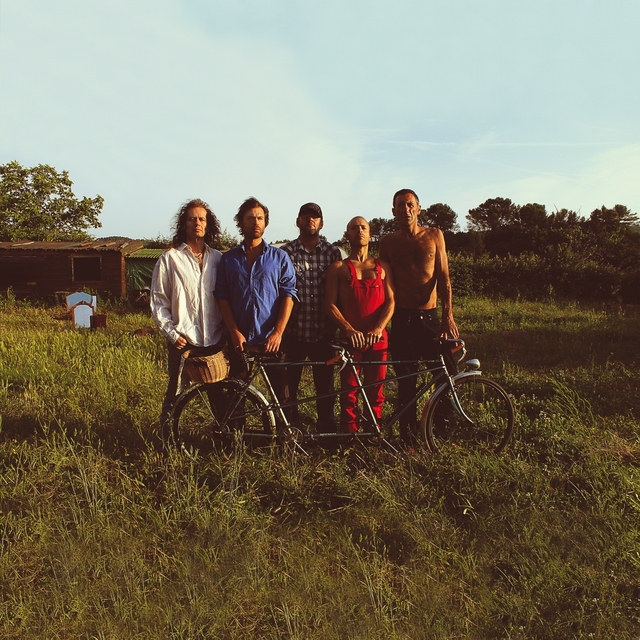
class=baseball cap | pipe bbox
[298,202,323,218]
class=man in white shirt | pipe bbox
[151,198,225,439]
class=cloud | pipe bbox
[2,0,639,241]
[503,144,640,216]
[1,1,370,241]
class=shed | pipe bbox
[0,240,144,299]
[125,248,164,295]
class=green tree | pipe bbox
[548,207,581,229]
[466,197,519,232]
[581,204,640,269]
[0,161,103,241]
[419,203,459,232]
[583,204,638,236]
[367,217,397,243]
[217,229,240,250]
[515,202,548,228]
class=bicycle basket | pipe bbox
[182,347,230,384]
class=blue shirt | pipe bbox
[214,241,298,345]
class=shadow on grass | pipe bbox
[0,410,159,462]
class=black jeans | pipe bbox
[284,335,336,432]
[389,309,457,443]
[161,339,189,423]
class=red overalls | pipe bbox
[340,259,388,433]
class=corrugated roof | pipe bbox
[127,248,164,259]
[0,240,144,254]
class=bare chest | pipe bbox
[388,238,435,273]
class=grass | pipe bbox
[0,296,639,638]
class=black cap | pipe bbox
[298,202,322,218]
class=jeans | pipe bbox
[284,335,336,432]
[389,309,457,443]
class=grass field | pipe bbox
[1,296,639,639]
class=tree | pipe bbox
[581,204,640,269]
[367,217,397,243]
[516,203,548,228]
[548,207,581,229]
[217,229,240,250]
[0,161,103,241]
[419,203,459,232]
[583,204,638,236]
[466,197,519,232]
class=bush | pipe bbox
[449,252,632,302]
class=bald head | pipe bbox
[346,216,369,231]
[346,216,370,248]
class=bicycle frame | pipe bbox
[170,337,518,455]
[226,345,476,444]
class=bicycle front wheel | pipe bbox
[422,375,514,454]
[171,379,276,452]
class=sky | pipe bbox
[2,0,639,243]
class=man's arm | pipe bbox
[262,295,294,353]
[434,230,459,339]
[366,260,395,345]
[218,299,247,353]
[324,262,367,349]
[150,253,187,347]
[261,250,298,352]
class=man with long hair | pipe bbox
[151,198,225,439]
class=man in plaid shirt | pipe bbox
[283,203,343,432]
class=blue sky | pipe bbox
[2,0,639,242]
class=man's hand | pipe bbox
[262,329,283,353]
[175,335,188,349]
[365,327,385,347]
[230,330,247,353]
[346,328,367,350]
[440,312,459,340]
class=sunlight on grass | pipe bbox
[0,297,639,638]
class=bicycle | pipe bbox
[168,338,515,455]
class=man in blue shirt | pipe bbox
[215,198,297,401]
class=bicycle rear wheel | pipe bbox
[422,375,514,454]
[171,379,276,452]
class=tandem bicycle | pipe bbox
[167,337,515,455]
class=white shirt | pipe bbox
[150,243,224,347]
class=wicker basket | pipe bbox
[182,347,230,384]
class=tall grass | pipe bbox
[0,296,639,638]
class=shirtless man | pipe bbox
[325,217,395,433]
[379,188,459,444]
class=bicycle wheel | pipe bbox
[422,375,514,454]
[171,379,276,451]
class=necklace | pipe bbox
[190,246,204,269]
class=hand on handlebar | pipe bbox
[347,329,384,350]
[261,329,283,353]
[346,329,367,350]
[230,330,247,353]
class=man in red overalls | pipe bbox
[324,217,395,433]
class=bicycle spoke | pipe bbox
[423,376,514,454]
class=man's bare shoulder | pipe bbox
[380,231,403,248]
[377,257,392,275]
[381,227,441,252]
[326,259,347,276]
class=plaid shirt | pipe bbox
[282,237,342,342]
